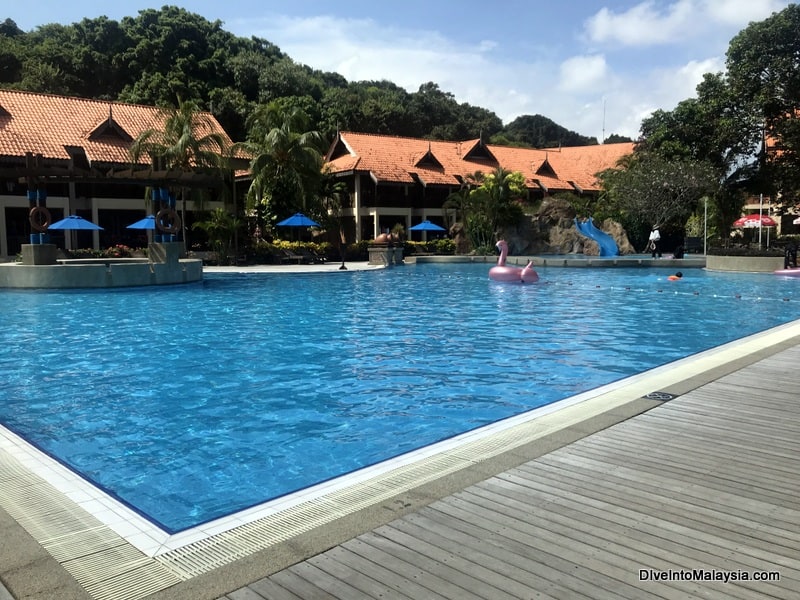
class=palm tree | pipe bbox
[481,167,528,231]
[444,168,526,253]
[444,171,488,252]
[235,102,327,234]
[191,208,242,265]
[129,98,231,250]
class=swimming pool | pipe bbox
[2,263,799,532]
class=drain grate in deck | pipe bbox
[644,391,677,401]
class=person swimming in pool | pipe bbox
[668,272,683,281]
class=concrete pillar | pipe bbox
[353,174,362,242]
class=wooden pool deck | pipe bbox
[216,338,799,600]
[1,324,798,600]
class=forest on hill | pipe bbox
[0,6,630,146]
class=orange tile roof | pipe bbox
[326,131,634,193]
[0,89,233,167]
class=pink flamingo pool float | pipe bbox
[489,240,539,283]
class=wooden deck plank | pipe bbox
[373,522,587,600]
[361,527,557,600]
[590,423,800,478]
[226,585,272,600]
[468,479,789,575]
[514,461,800,551]
[551,442,800,507]
[436,491,693,585]
[496,464,796,568]
[496,470,800,590]
[268,568,340,600]
[304,550,421,600]
[463,483,798,599]
[478,476,800,576]
[564,438,800,500]
[225,589,266,600]
[244,577,304,600]
[382,518,589,600]
[345,531,520,600]
[660,391,800,421]
[608,416,799,458]
[436,488,742,600]
[324,542,472,600]
[566,415,800,496]
[316,545,419,600]
[625,410,800,452]
[646,393,800,426]
[392,508,647,600]
[287,560,378,600]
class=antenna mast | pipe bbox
[602,98,606,144]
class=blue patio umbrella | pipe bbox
[277,212,320,227]
[125,215,156,230]
[47,215,104,230]
[408,220,446,232]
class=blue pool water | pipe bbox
[2,264,799,532]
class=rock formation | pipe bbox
[496,197,634,256]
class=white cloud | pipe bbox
[558,55,609,92]
[584,0,788,47]
[672,57,725,96]
[599,56,724,138]
[585,1,697,46]
[251,15,499,92]
[702,0,787,25]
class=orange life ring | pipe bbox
[29,206,52,232]
[156,208,181,234]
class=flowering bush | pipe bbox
[66,248,103,259]
[103,244,134,258]
[405,239,455,255]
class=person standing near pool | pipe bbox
[649,225,662,258]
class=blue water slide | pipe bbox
[574,217,619,257]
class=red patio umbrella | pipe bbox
[732,214,777,228]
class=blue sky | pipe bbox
[5,0,792,139]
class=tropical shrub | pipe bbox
[404,239,455,255]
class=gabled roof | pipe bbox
[325,131,634,193]
[414,143,444,169]
[0,89,233,168]
[88,109,133,143]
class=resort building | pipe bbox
[324,131,635,241]
[1,89,638,256]
[0,89,235,260]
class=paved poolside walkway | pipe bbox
[1,262,797,600]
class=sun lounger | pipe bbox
[281,249,309,264]
[299,248,326,263]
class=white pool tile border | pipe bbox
[5,318,800,561]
